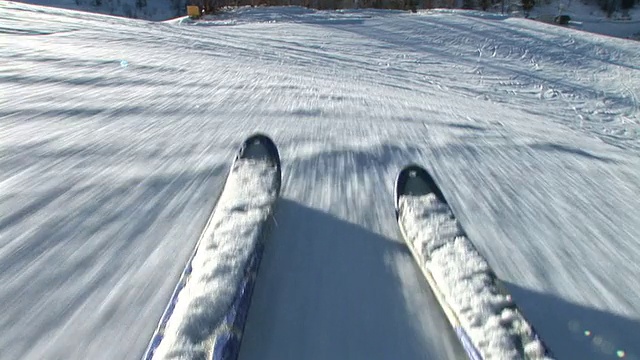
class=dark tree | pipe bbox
[598,0,617,16]
[462,0,475,8]
[522,0,534,17]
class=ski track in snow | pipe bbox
[1,2,640,360]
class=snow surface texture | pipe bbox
[13,0,640,40]
[148,159,278,359]
[1,2,640,360]
[398,193,552,360]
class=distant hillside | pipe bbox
[12,0,189,20]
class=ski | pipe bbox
[394,165,553,360]
[143,133,281,360]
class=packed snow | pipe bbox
[1,2,640,360]
[398,192,552,359]
[13,0,640,41]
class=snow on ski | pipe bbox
[394,165,554,360]
[143,134,281,360]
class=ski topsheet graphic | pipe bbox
[395,165,554,360]
[143,134,281,360]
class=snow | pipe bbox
[13,0,640,40]
[397,193,552,359]
[149,159,279,359]
[1,2,640,360]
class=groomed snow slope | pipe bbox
[1,2,640,360]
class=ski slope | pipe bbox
[1,2,640,359]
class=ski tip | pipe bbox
[235,133,281,170]
[394,164,447,212]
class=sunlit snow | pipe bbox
[1,2,639,360]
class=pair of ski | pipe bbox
[142,134,553,360]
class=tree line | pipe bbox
[190,0,638,16]
[75,0,639,18]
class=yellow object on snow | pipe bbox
[187,5,201,19]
